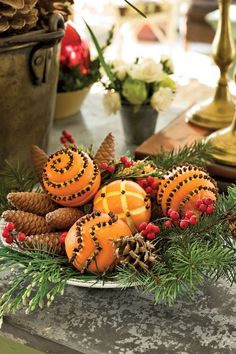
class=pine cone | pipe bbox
[2,210,51,235]
[7,192,58,216]
[94,133,115,166]
[23,232,65,255]
[46,207,84,230]
[0,1,38,34]
[31,145,48,183]
[37,0,73,21]
[113,234,158,272]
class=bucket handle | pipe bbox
[30,14,65,85]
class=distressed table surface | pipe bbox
[1,81,236,354]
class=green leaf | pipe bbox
[84,20,115,88]
[124,0,146,18]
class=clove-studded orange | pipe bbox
[65,211,132,273]
[157,165,218,216]
[93,180,151,231]
[42,147,101,207]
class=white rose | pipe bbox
[103,91,121,116]
[151,87,174,112]
[110,59,127,81]
[129,58,164,83]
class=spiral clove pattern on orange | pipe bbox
[42,147,101,207]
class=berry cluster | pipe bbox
[1,223,26,244]
[60,130,75,145]
[165,209,198,230]
[195,198,215,215]
[139,222,160,240]
[137,176,159,198]
[100,162,115,174]
[120,155,134,168]
[59,231,68,245]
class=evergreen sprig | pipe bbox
[0,161,38,214]
[152,141,214,171]
[0,246,116,315]
[117,186,236,304]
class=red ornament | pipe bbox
[60,23,90,73]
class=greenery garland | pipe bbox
[0,142,235,315]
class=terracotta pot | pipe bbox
[0,14,64,169]
[54,86,90,120]
[120,105,158,145]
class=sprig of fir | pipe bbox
[151,141,213,171]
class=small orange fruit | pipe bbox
[157,165,218,216]
[42,147,101,207]
[93,180,151,231]
[65,211,132,273]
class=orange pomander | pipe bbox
[157,165,218,216]
[65,211,132,273]
[42,147,101,207]
[93,180,151,231]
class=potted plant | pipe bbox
[0,0,74,168]
[55,22,113,120]
[102,55,176,145]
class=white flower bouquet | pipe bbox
[103,56,176,115]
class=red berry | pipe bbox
[151,225,161,234]
[68,137,75,144]
[59,232,68,244]
[203,198,213,206]
[120,156,127,164]
[167,209,173,217]
[141,229,148,236]
[146,232,156,240]
[206,205,215,215]
[145,186,153,194]
[101,162,108,170]
[5,236,14,244]
[195,199,203,209]
[60,136,67,144]
[151,182,159,190]
[124,161,132,168]
[179,220,189,229]
[2,227,10,238]
[6,223,15,232]
[165,220,173,228]
[170,211,180,221]
[139,222,148,231]
[146,223,155,233]
[147,176,154,185]
[199,203,207,213]
[63,130,72,138]
[108,165,115,173]
[189,215,198,225]
[18,232,26,242]
[184,211,194,219]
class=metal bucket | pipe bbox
[0,15,64,168]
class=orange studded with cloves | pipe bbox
[93,180,151,231]
[65,211,132,273]
[42,147,101,207]
[157,165,218,216]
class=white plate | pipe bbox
[67,278,125,289]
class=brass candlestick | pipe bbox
[186,0,235,130]
[206,104,236,167]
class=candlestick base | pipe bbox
[186,97,235,130]
[205,126,236,166]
